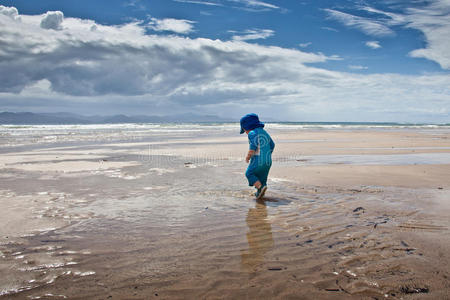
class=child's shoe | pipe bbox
[255,185,267,200]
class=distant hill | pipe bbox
[0,112,91,125]
[0,112,233,125]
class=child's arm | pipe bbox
[246,131,258,163]
[246,150,255,163]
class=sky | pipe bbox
[0,0,449,122]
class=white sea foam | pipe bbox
[1,122,449,148]
[2,122,448,135]
[270,177,293,183]
[149,168,175,175]
[74,271,95,276]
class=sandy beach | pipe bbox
[0,124,449,299]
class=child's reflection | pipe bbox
[241,201,274,271]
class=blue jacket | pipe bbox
[248,127,275,166]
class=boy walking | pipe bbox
[240,113,275,200]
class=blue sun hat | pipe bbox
[240,113,265,134]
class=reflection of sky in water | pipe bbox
[299,153,450,165]
[345,147,450,150]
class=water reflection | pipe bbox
[241,200,274,271]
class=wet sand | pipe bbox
[0,125,449,299]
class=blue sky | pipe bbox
[0,0,449,122]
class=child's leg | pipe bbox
[245,165,262,188]
[255,164,271,187]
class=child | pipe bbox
[240,113,275,200]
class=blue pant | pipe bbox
[245,161,271,187]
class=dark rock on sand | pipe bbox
[400,286,429,294]
[353,207,365,213]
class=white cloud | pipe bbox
[325,2,450,70]
[124,0,147,11]
[324,9,395,37]
[0,6,329,97]
[405,0,450,70]
[321,26,339,32]
[348,65,368,70]
[237,0,279,10]
[0,5,20,20]
[148,17,195,34]
[173,0,222,6]
[172,0,280,11]
[299,42,312,48]
[0,5,448,122]
[360,6,407,26]
[231,29,274,41]
[365,41,381,49]
[40,11,64,30]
